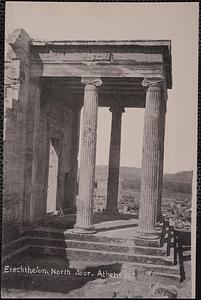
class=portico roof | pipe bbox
[32,39,171,48]
[7,29,172,109]
[30,39,172,90]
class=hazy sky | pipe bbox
[5,2,199,173]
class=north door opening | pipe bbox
[46,139,59,214]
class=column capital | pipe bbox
[142,77,165,89]
[109,105,125,115]
[143,77,168,114]
[81,77,102,89]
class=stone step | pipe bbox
[27,229,152,247]
[27,236,167,256]
[26,229,65,240]
[68,259,180,276]
[151,271,181,283]
[27,246,180,277]
[29,245,174,266]
[2,236,27,257]
[136,270,181,284]
[2,245,30,262]
[67,247,174,266]
[27,228,161,247]
[65,239,167,256]
[65,231,161,247]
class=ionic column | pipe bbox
[105,105,125,214]
[137,78,166,239]
[73,77,102,234]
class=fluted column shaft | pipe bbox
[137,78,166,238]
[73,78,102,233]
[106,105,125,214]
[156,90,167,221]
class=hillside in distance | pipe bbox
[95,166,141,180]
[96,165,192,183]
[95,165,193,195]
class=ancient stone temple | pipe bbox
[3,29,181,283]
[4,28,171,230]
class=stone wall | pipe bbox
[3,29,80,228]
[3,29,33,226]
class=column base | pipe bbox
[135,229,160,240]
[72,225,96,234]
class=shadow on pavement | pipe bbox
[2,254,122,295]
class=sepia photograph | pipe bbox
[1,1,199,298]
